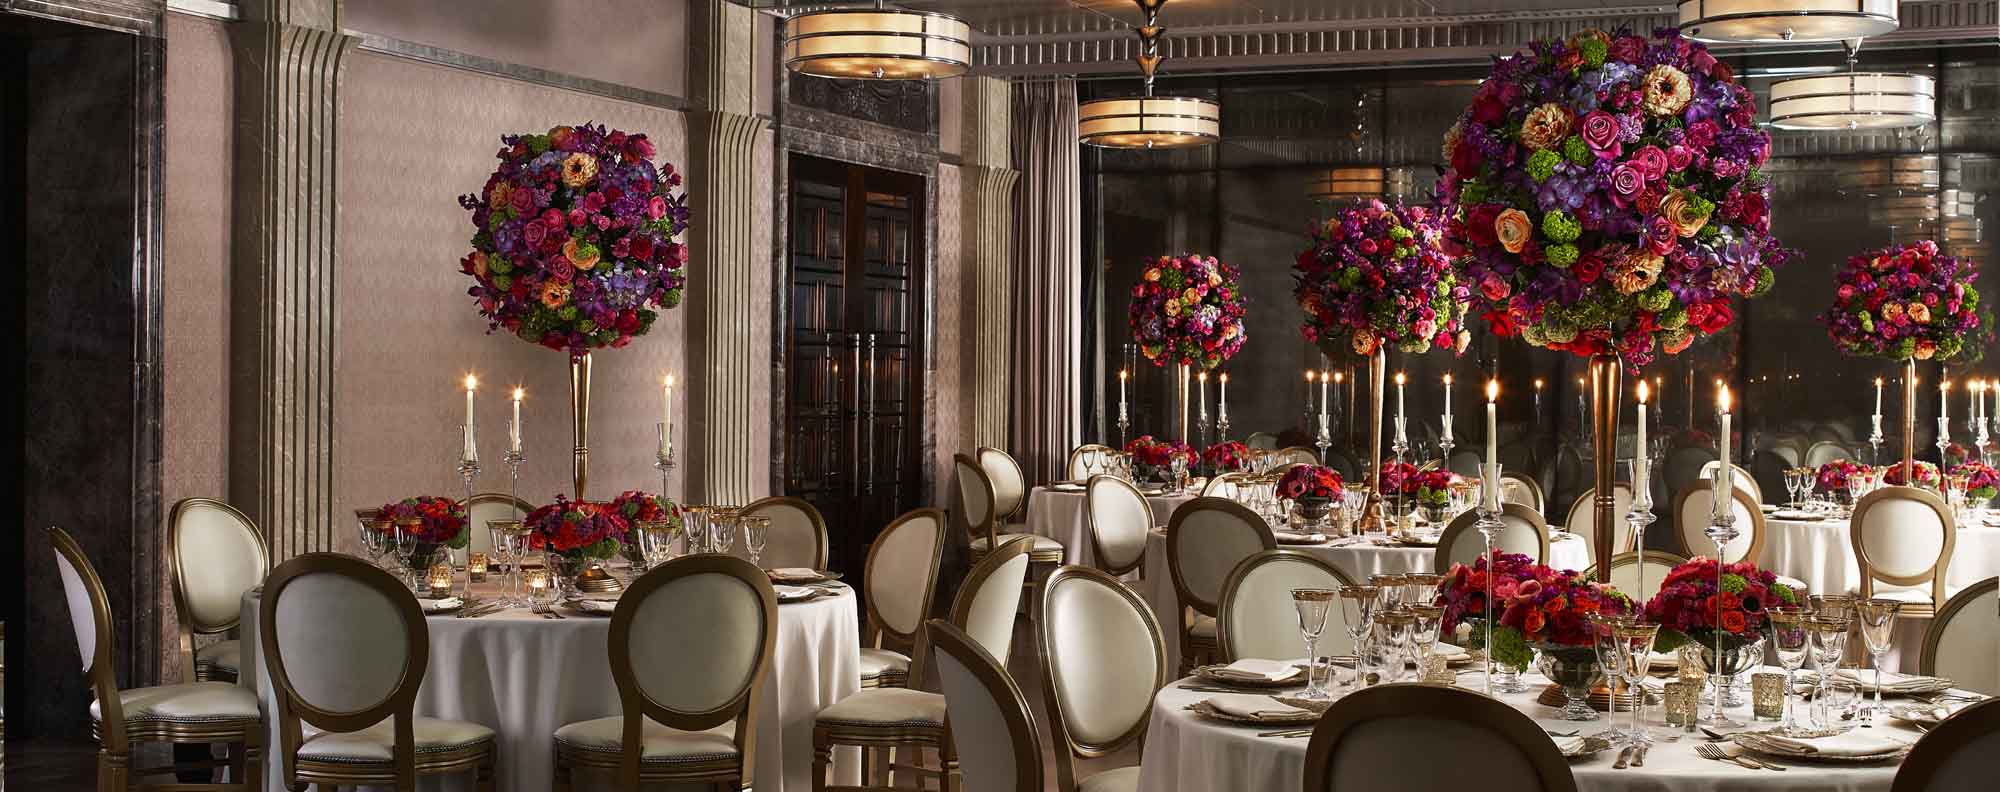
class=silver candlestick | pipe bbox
[1703,465,1743,727]
[1217,412,1231,442]
[1116,415,1130,450]
[1937,417,1952,469]
[655,422,677,496]
[1868,414,1886,467]
[1475,463,1520,693]
[1438,417,1456,469]
[1315,414,1332,465]
[457,443,481,575]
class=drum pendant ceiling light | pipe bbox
[783,3,970,80]
[1768,42,1934,131]
[1677,0,1900,43]
[1078,0,1219,149]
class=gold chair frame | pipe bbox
[1064,443,1116,479]
[742,495,832,570]
[1215,550,1356,664]
[1851,486,1957,616]
[168,497,270,684]
[1672,482,1767,563]
[1434,502,1551,571]
[859,508,947,689]
[1302,684,1577,792]
[1165,497,1276,672]
[927,620,1044,792]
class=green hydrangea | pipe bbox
[1579,38,1608,68]
[1546,244,1579,268]
[1719,574,1747,594]
[557,305,579,321]
[1393,245,1414,260]
[1389,225,1413,241]
[1894,338,1917,358]
[1563,135,1591,166]
[1750,266,1775,297]
[1638,287,1673,313]
[1491,625,1533,670]
[1340,268,1363,287]
[1521,324,1548,346]
[1541,210,1581,243]
[576,319,597,333]
[488,256,512,275]
[491,274,512,290]
[1543,319,1579,344]
[1965,286,1981,311]
[1661,328,1692,349]
[1856,311,1875,333]
[1940,337,1965,360]
[1661,304,1689,330]
[1527,148,1561,182]
[1770,581,1798,605]
[526,134,550,154]
[1462,181,1490,205]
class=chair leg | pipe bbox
[242,739,262,792]
[552,750,572,792]
[810,735,830,792]
[98,749,129,792]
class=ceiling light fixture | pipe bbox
[1677,0,1900,43]
[1077,0,1219,149]
[782,3,970,80]
[1306,167,1412,202]
[1768,41,1934,131]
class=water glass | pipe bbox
[1613,619,1661,743]
[1335,584,1382,687]
[1806,615,1850,729]
[1371,608,1415,683]
[711,510,739,554]
[1406,604,1444,666]
[356,513,390,567]
[1292,588,1337,698]
[392,520,422,588]
[1783,468,1803,507]
[1369,574,1408,611]
[1400,573,1444,608]
[1853,598,1900,723]
[1767,606,1812,734]
[743,516,771,567]
[682,505,711,554]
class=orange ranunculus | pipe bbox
[1642,65,1693,116]
[1661,190,1711,238]
[1522,609,1547,636]
[1543,597,1569,614]
[560,152,599,188]
[1720,610,1748,633]
[539,281,571,309]
[1494,209,1533,254]
[1519,103,1572,151]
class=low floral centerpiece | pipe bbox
[1125,435,1197,481]
[377,496,470,569]
[1648,557,1797,702]
[1376,459,1422,509]
[1439,28,1790,371]
[1439,552,1635,707]
[608,490,682,568]
[1277,464,1345,530]
[1815,459,1871,496]
[526,496,628,592]
[1820,240,1981,363]
[1128,253,1248,370]
[1414,469,1461,515]
[1202,440,1252,474]
[1951,461,1999,502]
[1294,199,1472,359]
[1883,460,1941,488]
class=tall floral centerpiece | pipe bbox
[459,122,689,500]
[1819,240,1982,470]
[1295,199,1470,528]
[1129,254,1247,442]
[1439,29,1791,575]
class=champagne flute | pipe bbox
[1406,604,1444,671]
[1853,598,1901,723]
[1767,605,1812,735]
[392,520,421,589]
[1292,588,1337,699]
[743,516,771,568]
[682,505,710,554]
[1783,468,1802,508]
[1335,584,1382,687]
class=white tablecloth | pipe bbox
[1141,668,1925,792]
[239,578,860,792]
[1139,530,1590,672]
[1026,485,1195,567]
[1762,515,2000,596]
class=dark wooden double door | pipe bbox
[786,156,925,578]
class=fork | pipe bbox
[1695,742,1766,770]
[1257,728,1312,738]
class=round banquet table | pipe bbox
[1761,513,2000,597]
[1026,484,1196,567]
[237,577,860,792]
[1141,668,1929,792]
[1139,529,1591,673]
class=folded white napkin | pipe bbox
[419,597,463,613]
[1834,669,1947,690]
[1751,729,1911,758]
[774,584,818,601]
[1211,658,1299,683]
[769,567,821,580]
[570,598,617,614]
[1206,693,1310,721]
[1772,510,1823,521]
[1273,531,1328,543]
[1552,736,1586,755]
[1432,642,1470,659]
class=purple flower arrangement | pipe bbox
[1819,240,1981,362]
[1128,254,1248,369]
[1438,29,1793,370]
[459,122,690,360]
[1952,461,2000,501]
[1646,557,1797,652]
[1814,459,1870,494]
[1294,200,1471,358]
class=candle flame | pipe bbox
[1875,377,1885,387]
[1333,372,1343,383]
[464,374,477,390]
[1395,372,1406,386]
[1942,379,1952,392]
[511,387,524,400]
[1534,378,1544,390]
[1485,379,1499,402]
[1442,373,1453,386]
[1198,371,1208,382]
[664,374,675,387]
[1306,370,1316,383]
[1718,384,1732,414]
[1637,379,1650,403]
[1220,373,1229,383]
[1120,369,1129,381]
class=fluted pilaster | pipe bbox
[686,109,770,504]
[228,0,353,561]
[960,78,1017,448]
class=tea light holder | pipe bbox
[428,562,455,597]
[467,552,488,583]
[1752,672,1786,720]
[525,567,551,609]
[1419,654,1454,685]
[1663,681,1699,726]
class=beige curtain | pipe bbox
[1009,80,1083,484]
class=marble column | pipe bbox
[960,78,1018,448]
[227,0,354,560]
[684,0,769,504]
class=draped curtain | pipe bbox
[1009,80,1083,484]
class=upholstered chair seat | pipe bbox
[815,688,946,728]
[299,717,496,763]
[1078,767,1142,792]
[1188,615,1216,639]
[969,533,1064,560]
[857,648,911,683]
[90,682,261,725]
[195,640,242,678]
[552,717,737,763]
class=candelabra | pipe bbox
[655,422,678,497]
[1197,414,1213,450]
[1703,466,1743,727]
[457,426,481,575]
[1475,463,1522,693]
[1868,414,1886,467]
[1116,413,1130,450]
[1391,417,1410,462]
[1937,418,1952,469]
[1216,413,1231,442]
[1977,415,1991,464]
[1315,414,1332,465]
[1438,420,1456,470]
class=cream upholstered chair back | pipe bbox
[1804,441,1852,470]
[1591,550,1687,605]
[1890,698,2000,792]
[1562,485,1634,560]
[1673,483,1763,563]
[1920,578,1998,695]
[863,508,946,645]
[464,492,531,555]
[612,555,775,730]
[1497,473,1544,513]
[954,453,998,545]
[1697,461,1762,503]
[49,527,113,682]
[741,496,829,570]
[1201,472,1248,499]
[169,498,268,637]
[1245,432,1280,450]
[930,620,1043,792]
[1303,684,1578,792]
[1435,504,1549,570]
[976,446,1028,520]
[1662,445,1717,506]
[262,554,420,721]
[1084,475,1150,576]
[1167,497,1278,617]
[1852,486,1956,610]
[1217,551,1357,662]
[1036,566,1165,791]
[1272,446,1320,466]
[946,534,1033,667]
[1066,444,1117,480]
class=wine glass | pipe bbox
[1806,615,1851,729]
[1613,619,1661,744]
[743,516,771,567]
[711,510,739,554]
[1589,614,1631,742]
[1335,584,1382,687]
[1292,588,1337,699]
[392,520,421,589]
[1369,574,1407,611]
[682,505,710,554]
[1853,598,1901,723]
[1406,603,1444,671]
[1783,468,1803,508]
[1401,573,1444,609]
[355,512,389,567]
[1371,608,1415,683]
[1169,456,1189,493]
[1767,605,1813,735]
[1799,473,1819,511]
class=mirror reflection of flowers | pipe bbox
[526,495,627,560]
[1294,199,1471,358]
[377,496,471,547]
[1437,553,1634,668]
[1814,459,1871,493]
[1124,435,1198,469]
[459,122,690,360]
[1882,460,1940,488]
[1201,440,1252,473]
[1276,465,1344,501]
[1439,28,1793,370]
[1128,253,1248,370]
[1951,461,1999,501]
[1415,469,1461,508]
[1647,557,1797,652]
[1820,240,1981,362]
[607,490,683,540]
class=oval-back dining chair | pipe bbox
[740,495,830,570]
[1497,473,1545,514]
[1672,482,1765,563]
[1697,461,1763,503]
[1804,441,1853,470]
[1918,577,1998,696]
[1851,486,1957,617]
[1217,550,1358,662]
[553,555,775,790]
[1066,443,1117,480]
[1166,497,1277,672]
[930,620,1044,792]
[1303,684,1577,792]
[1561,484,1634,561]
[859,508,946,689]
[169,497,269,683]
[1271,446,1321,466]
[1890,698,2000,792]
[955,453,1064,563]
[1435,503,1551,571]
[976,446,1029,524]
[464,492,533,557]
[261,553,496,790]
[1036,566,1166,792]
[1084,475,1151,576]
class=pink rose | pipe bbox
[1667,145,1695,172]
[522,220,549,247]
[508,185,537,214]
[566,209,587,228]
[1359,238,1379,254]
[1580,111,1622,156]
[1646,216,1676,254]
[1689,48,1718,77]
[1480,274,1511,302]
[1609,35,1646,63]
[1837,284,1857,301]
[647,195,668,220]
[1631,146,1669,181]
[540,208,564,228]
[1686,120,1720,149]
[1609,163,1646,204]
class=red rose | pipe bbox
[1467,205,1502,248]
[1572,254,1605,283]
[1720,610,1747,633]
[616,311,641,333]
[1471,96,1505,126]
[1450,140,1484,177]
[1697,300,1733,333]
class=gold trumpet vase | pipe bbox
[1588,353,1621,577]
[570,352,592,500]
